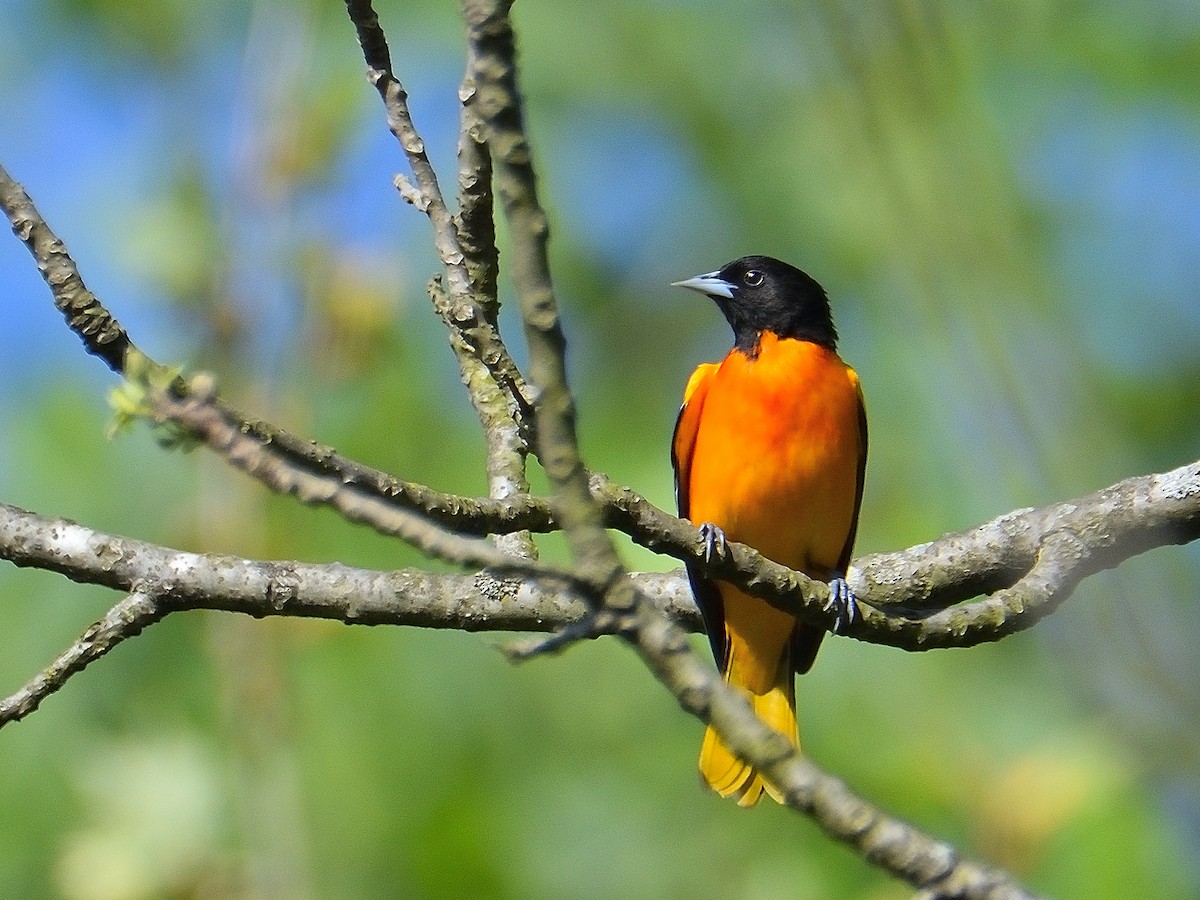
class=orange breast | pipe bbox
[686,332,862,577]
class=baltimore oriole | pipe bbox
[671,256,867,807]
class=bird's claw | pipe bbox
[699,522,727,565]
[824,574,858,634]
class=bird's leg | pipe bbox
[699,522,727,565]
[824,572,858,634]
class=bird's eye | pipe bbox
[743,269,765,287]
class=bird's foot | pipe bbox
[824,573,858,634]
[699,522,728,565]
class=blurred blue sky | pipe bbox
[5,2,1200,402]
[1025,93,1200,373]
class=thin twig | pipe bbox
[427,278,538,559]
[343,0,534,439]
[208,395,552,536]
[346,0,536,558]
[454,65,500,321]
[147,387,568,579]
[0,591,164,727]
[501,608,627,661]
[0,162,551,544]
[1,162,133,374]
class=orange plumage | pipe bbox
[672,257,867,806]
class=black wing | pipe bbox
[670,368,728,668]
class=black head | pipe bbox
[672,255,837,354]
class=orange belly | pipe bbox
[686,332,862,693]
[687,333,862,575]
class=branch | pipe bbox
[221,398,552,536]
[0,591,164,726]
[454,76,500,320]
[843,457,1200,645]
[0,495,1034,896]
[459,2,1035,896]
[5,152,1197,649]
[1,161,132,373]
[624,598,1036,900]
[462,0,621,578]
[342,0,534,447]
[145,384,538,573]
[2,461,1193,652]
[428,277,538,559]
[598,458,1200,648]
[0,160,549,551]
[9,451,1200,643]
[0,501,694,636]
[345,0,537,559]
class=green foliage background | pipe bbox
[2,1,1198,897]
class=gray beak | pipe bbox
[671,271,735,300]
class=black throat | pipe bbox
[717,290,838,358]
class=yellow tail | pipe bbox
[698,648,797,808]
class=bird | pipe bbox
[671,255,867,807]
